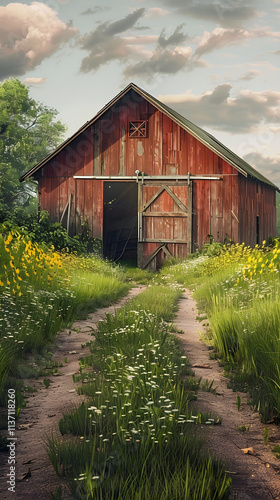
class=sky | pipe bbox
[0,0,280,185]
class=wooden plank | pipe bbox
[137,181,143,266]
[187,181,193,253]
[75,177,84,234]
[165,186,187,213]
[68,177,76,236]
[143,212,187,217]
[67,193,71,234]
[84,176,93,234]
[39,177,49,214]
[162,244,173,257]
[143,238,187,243]
[93,122,101,175]
[142,243,165,269]
[59,177,68,228]
[120,124,126,176]
[143,186,165,211]
[143,181,188,186]
[143,186,187,213]
[60,196,69,224]
[92,179,103,239]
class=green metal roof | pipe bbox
[20,82,279,191]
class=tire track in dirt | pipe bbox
[175,290,280,500]
[0,286,145,500]
[1,285,279,499]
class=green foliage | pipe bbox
[47,300,230,499]
[0,210,100,254]
[0,78,67,212]
[201,241,224,257]
[264,427,269,445]
[0,236,129,403]
[166,242,280,422]
[272,445,280,460]
[128,283,182,321]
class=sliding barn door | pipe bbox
[138,181,192,269]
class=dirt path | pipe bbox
[0,286,145,500]
[175,290,280,500]
[1,286,280,499]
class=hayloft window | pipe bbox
[129,121,147,138]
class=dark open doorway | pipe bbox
[103,182,138,263]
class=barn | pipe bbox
[20,83,278,269]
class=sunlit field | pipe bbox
[0,229,129,397]
[47,287,230,500]
[162,240,280,422]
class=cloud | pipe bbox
[156,0,259,27]
[158,25,189,48]
[0,2,78,80]
[240,70,261,81]
[194,26,280,58]
[243,152,280,186]
[123,25,204,80]
[79,11,196,77]
[158,86,280,133]
[79,8,145,72]
[24,77,46,84]
[81,7,103,16]
[195,27,251,57]
[146,8,169,18]
[123,47,195,79]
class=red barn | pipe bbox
[21,83,278,269]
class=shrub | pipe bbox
[0,209,100,254]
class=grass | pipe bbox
[164,241,280,422]
[5,231,279,496]
[47,284,231,499]
[0,230,130,412]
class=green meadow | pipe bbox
[162,240,280,422]
[47,285,230,499]
[2,228,280,498]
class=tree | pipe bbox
[0,78,67,215]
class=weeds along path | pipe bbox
[0,285,146,500]
[175,290,280,500]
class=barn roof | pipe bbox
[20,83,279,190]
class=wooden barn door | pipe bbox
[138,181,192,269]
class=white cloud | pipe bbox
[24,77,46,84]
[195,27,251,57]
[0,2,78,80]
[240,70,261,81]
[146,8,169,18]
[123,35,159,44]
[243,152,280,186]
[195,26,280,57]
[158,86,280,133]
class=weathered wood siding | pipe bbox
[36,88,276,255]
[238,175,276,246]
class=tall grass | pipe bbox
[166,241,280,421]
[0,230,129,400]
[47,285,230,499]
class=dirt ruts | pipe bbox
[0,286,145,500]
[176,290,280,500]
[0,286,279,499]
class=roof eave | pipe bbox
[20,82,279,192]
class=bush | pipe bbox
[0,209,100,254]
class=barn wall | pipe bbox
[238,176,276,246]
[37,88,276,253]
